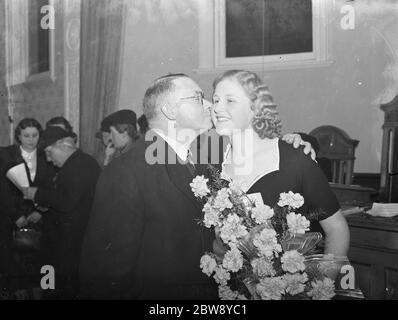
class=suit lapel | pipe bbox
[147,133,202,211]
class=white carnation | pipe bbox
[202,201,221,228]
[251,257,276,278]
[286,212,310,234]
[213,266,231,286]
[256,277,287,300]
[213,188,233,211]
[220,214,248,245]
[200,254,217,277]
[222,246,244,273]
[278,191,304,209]
[251,204,274,225]
[283,273,308,296]
[190,175,210,198]
[308,278,336,300]
[218,285,238,300]
[253,227,282,258]
[281,250,306,274]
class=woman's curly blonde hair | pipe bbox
[213,70,282,139]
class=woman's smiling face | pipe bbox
[212,78,254,137]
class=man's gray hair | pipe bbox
[142,73,189,122]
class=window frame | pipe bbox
[196,0,332,73]
[5,0,55,86]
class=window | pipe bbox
[197,0,331,72]
[5,0,55,86]
[28,0,50,76]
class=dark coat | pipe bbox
[79,134,217,300]
[0,145,56,223]
[34,150,101,280]
[0,145,56,278]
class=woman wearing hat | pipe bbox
[97,110,140,166]
[0,118,56,299]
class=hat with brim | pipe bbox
[39,127,75,150]
[96,109,137,138]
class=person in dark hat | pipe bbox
[137,114,149,136]
[22,126,101,299]
[96,109,139,166]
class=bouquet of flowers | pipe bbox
[190,166,361,300]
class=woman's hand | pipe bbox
[282,133,316,160]
[27,211,42,224]
[15,216,28,228]
[104,143,116,166]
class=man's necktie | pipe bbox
[186,150,196,177]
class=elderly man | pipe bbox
[23,126,101,299]
[80,73,313,300]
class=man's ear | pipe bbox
[160,102,177,121]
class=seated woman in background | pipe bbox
[212,70,349,257]
[0,118,56,299]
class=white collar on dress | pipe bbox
[222,138,280,192]
[20,146,37,161]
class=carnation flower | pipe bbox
[213,266,231,286]
[278,191,304,209]
[222,246,244,272]
[283,273,308,296]
[190,175,210,198]
[286,212,310,234]
[251,204,274,224]
[256,277,286,300]
[200,254,217,277]
[213,188,233,211]
[202,201,221,228]
[308,278,336,300]
[251,257,276,278]
[219,214,248,245]
[253,227,282,258]
[218,285,238,300]
[281,250,306,273]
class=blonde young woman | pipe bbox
[212,70,349,257]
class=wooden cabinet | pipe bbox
[346,213,398,299]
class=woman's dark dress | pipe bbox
[247,140,340,232]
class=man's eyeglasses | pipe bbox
[179,92,205,106]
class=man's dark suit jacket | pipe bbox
[79,134,218,300]
[34,150,101,280]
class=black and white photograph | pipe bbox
[0,0,398,309]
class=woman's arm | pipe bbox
[320,210,350,256]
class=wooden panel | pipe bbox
[350,227,398,253]
[349,261,372,298]
[385,268,398,299]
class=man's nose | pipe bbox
[203,99,212,110]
